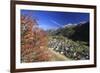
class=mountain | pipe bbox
[71,21,89,44]
[46,21,89,45]
[63,23,78,28]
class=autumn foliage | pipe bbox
[21,15,68,63]
[21,15,50,62]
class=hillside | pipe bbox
[47,21,89,60]
[21,15,89,62]
[47,21,89,45]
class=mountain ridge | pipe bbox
[46,21,89,45]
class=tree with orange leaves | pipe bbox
[21,15,68,63]
[21,15,49,62]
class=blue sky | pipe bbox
[21,10,89,30]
